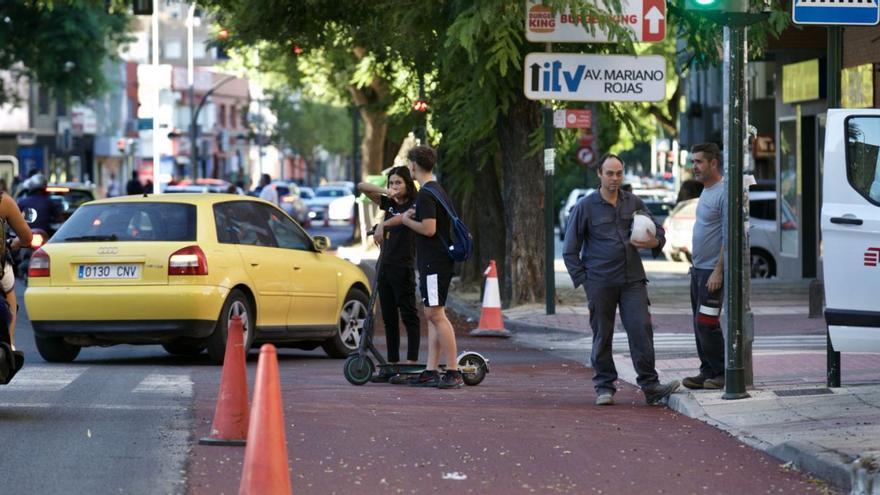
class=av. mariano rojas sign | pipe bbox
[523,53,666,102]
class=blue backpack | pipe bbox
[422,186,473,262]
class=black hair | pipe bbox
[691,142,721,164]
[387,166,417,203]
[597,153,625,173]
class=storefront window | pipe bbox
[779,119,799,255]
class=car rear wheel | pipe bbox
[750,249,775,279]
[207,289,255,365]
[162,339,207,356]
[322,288,369,358]
[34,335,80,363]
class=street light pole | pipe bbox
[543,42,555,316]
[151,0,161,194]
[187,2,197,181]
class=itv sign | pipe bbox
[523,53,666,102]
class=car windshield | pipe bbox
[19,188,95,211]
[53,202,197,242]
[315,188,348,198]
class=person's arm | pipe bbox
[562,202,588,288]
[401,209,436,237]
[3,194,32,250]
[357,182,389,206]
[707,245,724,292]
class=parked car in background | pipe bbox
[632,187,676,226]
[661,191,788,278]
[271,181,310,226]
[24,194,370,364]
[299,186,315,201]
[558,188,595,240]
[165,178,243,195]
[304,185,357,224]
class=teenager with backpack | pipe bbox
[357,166,421,373]
[400,146,463,389]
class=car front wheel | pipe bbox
[207,289,255,365]
[750,249,775,279]
[322,288,369,358]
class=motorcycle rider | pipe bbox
[17,174,59,236]
[0,188,33,350]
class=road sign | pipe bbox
[577,147,595,165]
[553,109,592,128]
[524,53,666,102]
[525,0,665,43]
[792,0,879,25]
[138,118,154,130]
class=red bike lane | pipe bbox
[186,314,837,494]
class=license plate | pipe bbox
[77,264,141,280]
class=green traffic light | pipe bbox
[695,0,716,4]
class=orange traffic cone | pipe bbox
[199,315,249,446]
[239,344,293,495]
[470,260,511,338]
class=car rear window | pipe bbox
[52,202,197,242]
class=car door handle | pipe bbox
[293,266,301,271]
[250,262,259,267]
[830,216,863,225]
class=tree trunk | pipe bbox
[459,144,506,295]
[348,77,390,178]
[497,96,544,306]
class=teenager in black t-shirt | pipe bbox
[357,167,420,367]
[401,146,463,389]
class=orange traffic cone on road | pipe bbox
[199,315,249,446]
[470,260,511,338]
[239,344,293,495]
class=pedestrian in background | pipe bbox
[258,173,278,205]
[563,153,680,406]
[106,173,120,198]
[400,145,463,389]
[126,171,144,195]
[358,166,421,374]
[682,143,726,390]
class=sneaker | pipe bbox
[682,374,709,390]
[643,380,681,405]
[410,370,440,387]
[703,376,725,389]
[388,373,418,385]
[595,392,614,406]
[371,368,396,383]
[438,370,464,389]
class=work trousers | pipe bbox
[378,263,421,362]
[585,281,659,394]
[689,267,725,378]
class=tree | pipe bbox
[0,1,130,105]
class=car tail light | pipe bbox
[168,246,208,276]
[29,249,50,278]
[31,230,47,248]
[282,195,296,203]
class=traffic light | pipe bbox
[412,99,428,112]
[133,0,152,15]
[685,0,749,13]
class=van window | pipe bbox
[845,116,880,205]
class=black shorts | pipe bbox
[418,263,453,307]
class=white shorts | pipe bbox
[1,264,13,294]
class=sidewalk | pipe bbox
[448,273,880,494]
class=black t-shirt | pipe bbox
[413,181,453,269]
[379,195,415,267]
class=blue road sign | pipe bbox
[137,118,154,130]
[793,0,879,25]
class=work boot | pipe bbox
[682,374,709,390]
[643,380,681,405]
[703,376,725,389]
[410,370,440,387]
[595,392,614,406]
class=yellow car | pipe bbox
[24,193,370,364]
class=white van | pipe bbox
[821,109,880,352]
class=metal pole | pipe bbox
[544,42,556,316]
[257,98,264,176]
[151,0,161,194]
[188,3,197,181]
[722,24,749,400]
[826,26,842,388]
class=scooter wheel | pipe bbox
[343,354,375,386]
[458,353,487,386]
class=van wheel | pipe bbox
[750,249,775,279]
[207,289,255,365]
[35,335,80,363]
[322,288,369,358]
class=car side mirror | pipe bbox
[313,235,331,252]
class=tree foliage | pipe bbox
[0,1,130,105]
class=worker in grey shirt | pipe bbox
[682,143,726,390]
[563,153,680,406]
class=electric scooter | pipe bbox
[342,228,489,386]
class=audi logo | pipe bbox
[97,247,118,255]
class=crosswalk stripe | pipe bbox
[6,366,86,391]
[132,373,193,395]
